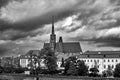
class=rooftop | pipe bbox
[77,51,120,58]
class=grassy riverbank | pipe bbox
[0,74,118,80]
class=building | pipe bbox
[43,18,82,61]
[19,50,44,69]
[0,57,14,67]
[78,51,120,74]
[19,55,29,68]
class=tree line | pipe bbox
[0,47,120,78]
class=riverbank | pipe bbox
[0,74,119,80]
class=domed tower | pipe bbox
[50,17,56,51]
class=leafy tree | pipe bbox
[106,65,113,77]
[102,70,107,77]
[89,67,99,77]
[60,58,64,67]
[89,60,99,77]
[67,62,78,76]
[64,56,88,76]
[45,56,57,72]
[77,60,88,76]
[27,53,39,70]
[0,66,3,73]
[114,63,120,77]
[64,56,77,75]
[40,48,57,73]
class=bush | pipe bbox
[114,63,120,77]
[89,67,99,77]
[64,57,88,76]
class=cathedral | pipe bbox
[43,18,82,58]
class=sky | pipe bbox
[0,0,120,57]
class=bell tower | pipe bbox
[50,17,56,51]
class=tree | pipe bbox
[27,53,39,70]
[64,56,77,75]
[89,67,99,77]
[60,58,64,67]
[114,63,120,77]
[77,60,88,76]
[41,48,57,73]
[67,62,78,76]
[64,56,88,76]
[106,65,113,77]
[89,60,99,77]
[102,70,107,77]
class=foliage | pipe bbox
[102,65,113,77]
[45,56,57,72]
[114,63,120,77]
[64,56,77,75]
[14,67,25,73]
[0,66,3,73]
[64,56,88,76]
[106,65,113,77]
[40,47,57,73]
[89,60,99,77]
[102,70,107,77]
[60,58,64,67]
[89,67,99,77]
[3,67,15,73]
[27,53,39,70]
[67,62,78,76]
[77,60,88,76]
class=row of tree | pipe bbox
[1,47,120,78]
[25,47,120,77]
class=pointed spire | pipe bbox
[59,36,63,43]
[52,16,54,34]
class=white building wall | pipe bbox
[20,59,29,68]
[78,58,120,74]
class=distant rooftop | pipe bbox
[77,51,120,58]
[44,42,82,53]
[84,51,120,55]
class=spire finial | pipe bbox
[52,16,54,34]
[59,36,63,43]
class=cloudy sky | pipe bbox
[0,0,120,57]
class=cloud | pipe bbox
[0,0,112,31]
[0,0,80,23]
[0,0,120,56]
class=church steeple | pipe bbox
[52,17,55,34]
[50,17,56,51]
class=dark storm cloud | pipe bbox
[0,46,8,56]
[0,0,120,57]
[0,0,9,8]
[0,7,76,32]
[94,37,120,47]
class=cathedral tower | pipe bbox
[50,17,56,51]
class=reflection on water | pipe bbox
[23,77,36,80]
[0,75,36,80]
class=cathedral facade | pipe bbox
[43,18,82,60]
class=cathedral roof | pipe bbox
[44,42,82,53]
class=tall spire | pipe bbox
[52,16,54,34]
[50,16,56,51]
[59,36,63,43]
